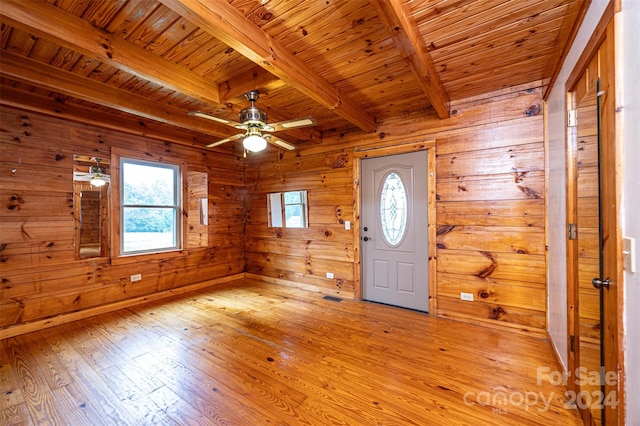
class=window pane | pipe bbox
[284,191,301,204]
[121,158,180,255]
[285,204,303,227]
[123,162,175,206]
[268,193,283,227]
[123,207,176,252]
[380,172,407,246]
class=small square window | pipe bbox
[268,190,308,228]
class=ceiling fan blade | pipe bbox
[265,134,297,151]
[205,133,245,148]
[188,110,244,128]
[73,171,111,182]
[267,116,317,132]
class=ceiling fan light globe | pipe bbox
[90,175,106,187]
[243,134,267,152]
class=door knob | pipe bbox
[592,277,610,289]
[363,236,369,241]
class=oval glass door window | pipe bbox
[380,172,408,246]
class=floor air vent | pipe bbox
[323,295,343,302]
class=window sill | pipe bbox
[111,248,186,266]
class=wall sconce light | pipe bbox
[90,158,107,187]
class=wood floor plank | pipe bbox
[0,279,582,425]
[0,339,25,410]
[52,322,115,372]
[4,336,67,424]
[50,383,109,426]
[147,385,229,426]
[132,350,272,424]
[0,402,34,425]
[119,303,312,423]
[39,328,141,425]
[18,331,73,391]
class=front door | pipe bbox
[361,151,429,311]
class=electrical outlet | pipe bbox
[326,272,334,279]
[460,292,474,301]
[345,220,351,230]
[130,273,142,282]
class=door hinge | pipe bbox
[568,223,578,240]
[570,335,575,352]
[568,109,577,127]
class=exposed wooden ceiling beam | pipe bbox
[219,66,284,103]
[0,0,320,143]
[370,0,450,119]
[0,86,229,152]
[0,52,233,139]
[159,0,377,133]
[0,0,222,106]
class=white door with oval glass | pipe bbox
[361,151,428,311]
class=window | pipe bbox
[121,158,181,254]
[379,172,407,246]
[283,191,307,228]
[268,190,308,228]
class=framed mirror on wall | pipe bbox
[73,155,110,259]
[187,170,208,248]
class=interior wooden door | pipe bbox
[571,77,603,426]
[566,18,620,426]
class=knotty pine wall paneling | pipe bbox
[244,150,356,296]
[244,82,547,335]
[0,106,245,330]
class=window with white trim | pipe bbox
[268,190,308,228]
[121,158,181,254]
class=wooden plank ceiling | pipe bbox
[0,0,585,151]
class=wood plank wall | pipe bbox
[1,81,547,336]
[245,82,547,335]
[0,106,245,329]
[244,148,357,295]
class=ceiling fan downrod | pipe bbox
[240,90,267,125]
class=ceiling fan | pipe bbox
[188,91,317,152]
[73,157,110,187]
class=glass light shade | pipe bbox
[90,174,106,187]
[243,134,267,152]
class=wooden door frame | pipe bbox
[564,1,625,423]
[353,141,437,314]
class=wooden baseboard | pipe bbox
[245,273,356,300]
[436,309,547,338]
[0,273,245,340]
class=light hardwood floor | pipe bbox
[0,279,582,425]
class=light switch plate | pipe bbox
[326,272,334,279]
[623,237,636,273]
[345,220,351,230]
[460,292,474,301]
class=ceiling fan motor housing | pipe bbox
[240,106,267,126]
